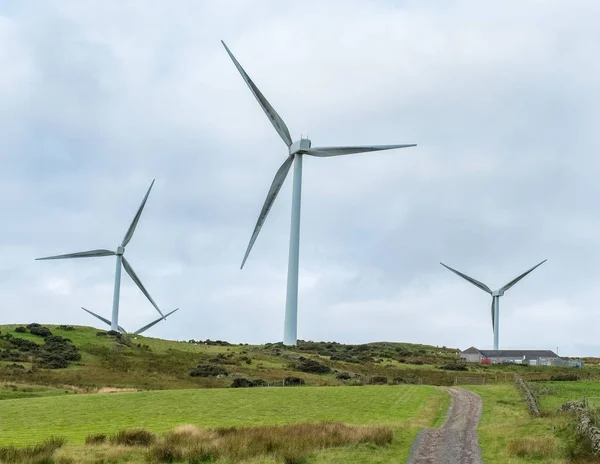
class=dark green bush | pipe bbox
[336,372,352,380]
[189,364,228,377]
[30,326,52,338]
[39,353,68,369]
[283,376,305,386]
[551,374,579,381]
[370,376,388,385]
[58,325,75,331]
[296,359,331,374]
[231,378,254,388]
[14,326,27,333]
[439,364,468,371]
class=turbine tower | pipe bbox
[82,307,179,335]
[222,41,416,345]
[37,180,170,331]
[440,259,547,350]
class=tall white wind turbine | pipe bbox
[37,180,171,331]
[222,41,416,345]
[440,259,547,350]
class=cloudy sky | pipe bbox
[1,0,599,355]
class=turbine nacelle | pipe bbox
[116,246,125,256]
[491,290,504,297]
[289,139,312,155]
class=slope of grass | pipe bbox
[0,385,448,446]
[534,381,600,412]
[468,384,567,464]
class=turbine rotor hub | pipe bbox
[289,138,311,155]
[492,290,504,297]
[116,246,125,256]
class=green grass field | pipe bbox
[534,380,600,412]
[468,384,568,464]
[0,385,449,447]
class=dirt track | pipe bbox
[406,388,483,464]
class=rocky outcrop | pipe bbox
[514,374,540,417]
[559,400,600,454]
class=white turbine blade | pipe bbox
[221,41,293,148]
[440,262,492,294]
[121,179,155,247]
[306,144,416,157]
[121,257,165,318]
[81,307,127,333]
[241,156,294,269]
[500,259,547,293]
[490,300,495,331]
[133,308,179,335]
[36,249,116,260]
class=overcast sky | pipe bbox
[1,0,599,355]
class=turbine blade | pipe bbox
[306,144,417,157]
[121,257,165,318]
[500,259,547,293]
[221,41,293,148]
[121,180,155,247]
[81,307,112,326]
[133,308,179,335]
[36,249,116,260]
[81,307,127,333]
[490,300,495,331]
[241,156,294,269]
[440,262,492,294]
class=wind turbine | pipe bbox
[222,41,416,345]
[37,180,169,332]
[82,307,179,335]
[440,259,547,350]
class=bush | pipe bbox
[189,364,228,377]
[29,326,52,338]
[296,359,331,374]
[336,372,352,380]
[283,376,305,386]
[43,336,81,361]
[26,323,41,329]
[85,433,107,445]
[110,428,156,446]
[58,325,75,331]
[14,326,27,333]
[439,364,468,371]
[9,337,40,352]
[370,376,388,385]
[551,374,579,381]
[231,378,254,388]
[0,436,66,462]
[39,353,68,369]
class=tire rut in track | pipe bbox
[406,387,483,464]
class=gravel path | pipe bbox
[406,387,483,464]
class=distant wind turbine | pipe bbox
[82,307,179,335]
[37,180,173,332]
[440,259,547,350]
[222,41,416,345]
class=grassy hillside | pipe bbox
[0,323,596,393]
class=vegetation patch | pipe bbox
[0,436,65,463]
[189,364,228,377]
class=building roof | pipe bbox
[461,347,482,355]
[479,350,558,358]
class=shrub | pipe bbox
[296,359,331,374]
[30,326,52,338]
[370,376,388,385]
[58,325,75,331]
[43,336,81,361]
[189,364,228,377]
[550,374,579,381]
[283,376,305,386]
[231,378,254,388]
[439,364,468,371]
[110,428,156,446]
[14,326,27,333]
[38,353,68,369]
[407,360,424,365]
[85,433,107,445]
[9,337,40,352]
[336,372,352,380]
[26,323,41,329]
[0,436,66,462]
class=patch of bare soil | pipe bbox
[406,387,483,464]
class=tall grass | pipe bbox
[0,436,66,463]
[145,422,393,463]
[508,436,558,458]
